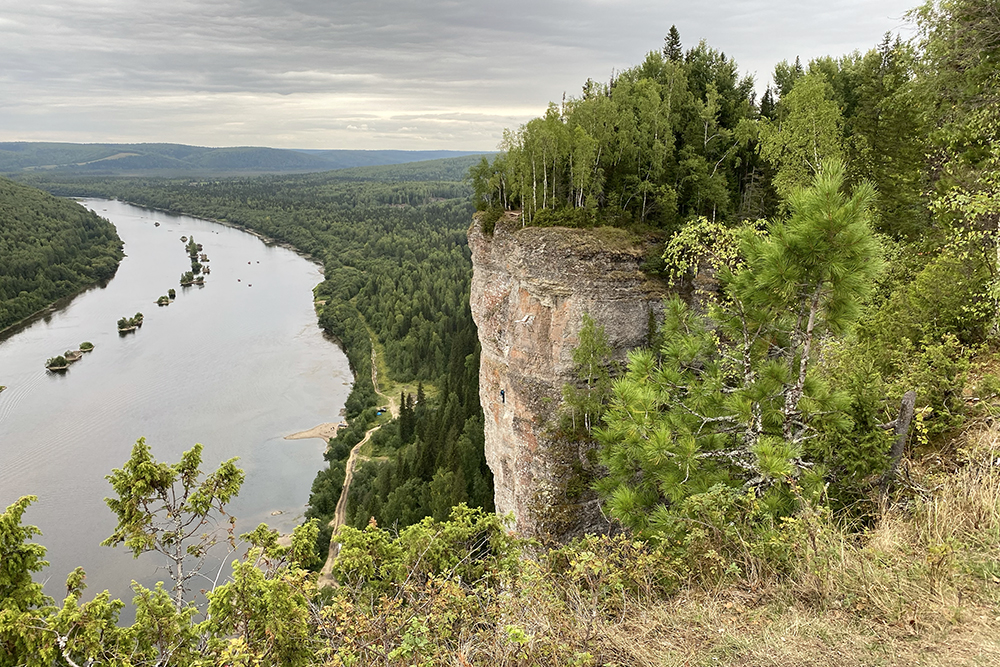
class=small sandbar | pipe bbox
[285,422,340,442]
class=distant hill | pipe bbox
[322,155,488,182]
[0,142,491,176]
[296,149,492,171]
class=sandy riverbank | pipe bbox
[284,422,340,442]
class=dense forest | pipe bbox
[4,0,1000,664]
[473,7,999,532]
[0,177,123,332]
[471,30,927,238]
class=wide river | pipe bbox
[0,199,351,607]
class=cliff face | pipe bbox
[469,215,669,542]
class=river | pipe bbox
[0,199,351,607]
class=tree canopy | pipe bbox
[0,177,123,331]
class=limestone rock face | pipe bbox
[469,215,669,542]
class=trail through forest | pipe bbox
[318,343,396,583]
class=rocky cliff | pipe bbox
[469,214,669,542]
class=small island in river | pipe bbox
[44,343,93,371]
[45,355,69,371]
[117,312,143,333]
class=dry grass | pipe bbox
[481,424,1000,666]
[582,589,1000,666]
[319,424,1000,666]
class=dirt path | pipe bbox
[371,345,398,419]
[318,343,394,584]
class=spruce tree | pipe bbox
[663,25,682,61]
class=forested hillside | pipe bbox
[472,31,926,238]
[0,141,487,176]
[0,177,123,332]
[3,1,1000,664]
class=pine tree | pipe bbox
[597,159,881,537]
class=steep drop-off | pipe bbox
[469,215,669,542]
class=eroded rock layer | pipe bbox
[469,215,669,542]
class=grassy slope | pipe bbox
[588,433,1000,666]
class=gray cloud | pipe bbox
[0,0,916,149]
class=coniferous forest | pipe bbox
[4,1,1000,664]
[0,178,123,332]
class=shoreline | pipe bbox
[0,276,118,343]
[93,198,326,271]
[284,422,340,442]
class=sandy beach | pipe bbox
[284,422,340,442]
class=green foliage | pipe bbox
[660,215,755,305]
[757,73,846,201]
[561,314,617,438]
[0,497,49,615]
[102,437,245,609]
[913,1,1000,291]
[0,177,123,331]
[4,437,1000,665]
[852,240,989,437]
[342,388,493,534]
[598,160,881,537]
[473,39,761,228]
[808,356,895,505]
[841,36,929,238]
[332,504,518,593]
[117,312,143,330]
[45,355,68,369]
[204,522,320,666]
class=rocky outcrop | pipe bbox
[469,214,669,542]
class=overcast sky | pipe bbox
[0,1,916,151]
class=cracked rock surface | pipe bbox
[469,214,669,542]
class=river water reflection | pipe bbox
[0,199,350,606]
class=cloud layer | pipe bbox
[0,1,915,149]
